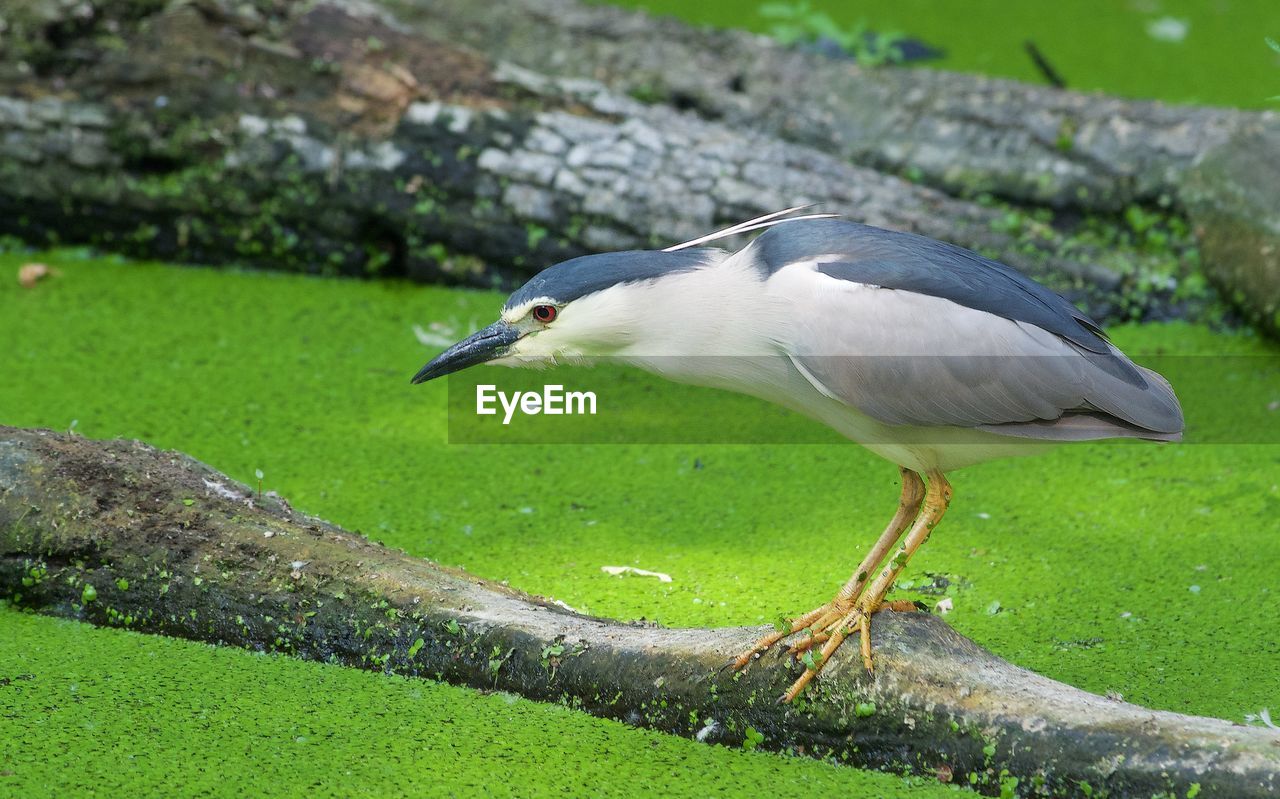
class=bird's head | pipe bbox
[410,248,730,384]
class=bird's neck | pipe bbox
[608,254,794,390]
[617,256,776,358]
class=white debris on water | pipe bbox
[601,565,673,583]
[1245,708,1279,730]
[413,323,461,348]
[548,598,581,613]
[1146,17,1188,43]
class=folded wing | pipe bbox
[755,221,1184,441]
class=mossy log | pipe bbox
[0,0,1217,325]
[409,0,1272,213]
[3,426,1278,798]
[403,0,1280,334]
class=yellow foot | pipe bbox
[780,607,869,702]
[730,602,839,671]
[732,598,922,702]
[785,598,920,654]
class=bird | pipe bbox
[411,207,1184,702]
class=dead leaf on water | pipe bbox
[18,263,58,288]
[601,565,673,583]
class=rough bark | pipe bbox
[1182,127,1280,332]
[0,0,1207,324]
[2,425,1278,798]
[395,0,1280,333]
[402,0,1274,212]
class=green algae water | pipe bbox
[602,0,1280,109]
[4,2,1280,795]
[2,250,1278,797]
[1,612,960,798]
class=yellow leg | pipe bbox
[731,468,925,670]
[833,468,926,604]
[780,470,952,701]
[858,471,952,621]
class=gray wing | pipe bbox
[751,218,1144,382]
[761,233,1183,440]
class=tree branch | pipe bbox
[0,1,1210,324]
[2,426,1276,797]
[397,0,1280,334]
[402,0,1274,211]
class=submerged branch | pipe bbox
[1,426,1276,797]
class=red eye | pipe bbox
[533,305,557,323]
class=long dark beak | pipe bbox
[411,321,522,384]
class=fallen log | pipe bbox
[2,426,1277,798]
[0,1,1204,324]
[399,0,1280,334]
[405,0,1271,212]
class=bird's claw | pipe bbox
[779,608,868,702]
[730,601,844,671]
[736,598,925,701]
[785,630,829,655]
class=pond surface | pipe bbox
[2,249,1277,797]
[3,3,1279,796]
[605,0,1280,108]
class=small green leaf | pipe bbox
[855,701,876,717]
[81,584,97,603]
[541,643,565,660]
[487,647,511,676]
[742,725,765,751]
[408,638,424,658]
[115,578,129,591]
[999,775,1019,799]
[182,498,195,507]
[1187,783,1201,798]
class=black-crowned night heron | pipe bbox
[412,208,1184,701]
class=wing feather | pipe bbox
[770,264,1183,439]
